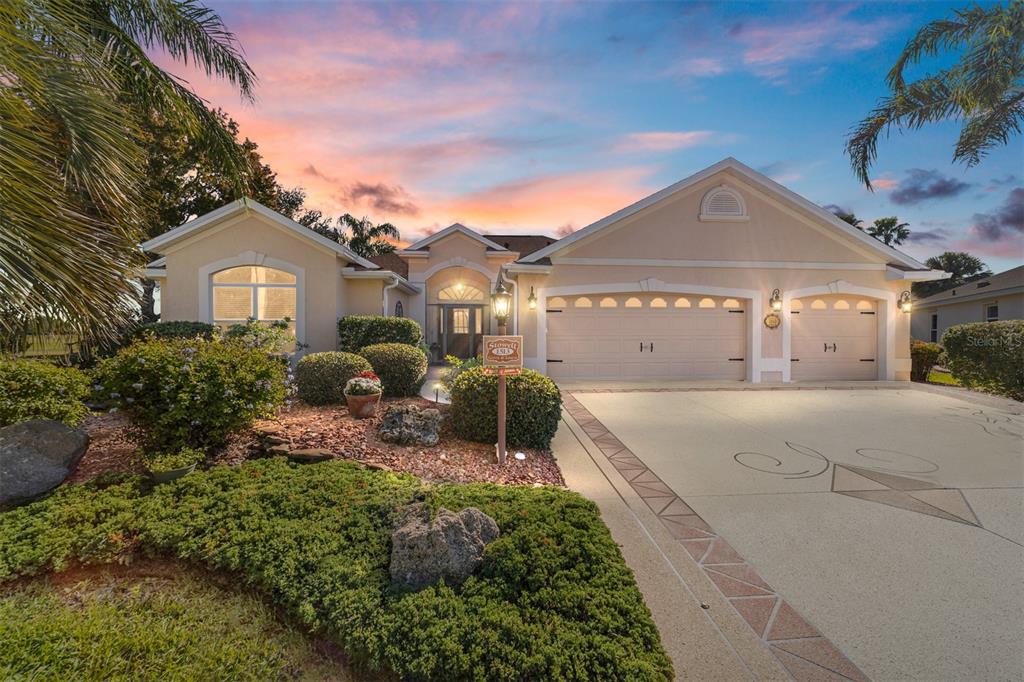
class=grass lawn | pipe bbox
[0,460,673,681]
[927,370,960,386]
[0,566,349,681]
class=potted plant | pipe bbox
[144,447,205,484]
[344,371,382,418]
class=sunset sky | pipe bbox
[167,1,1023,271]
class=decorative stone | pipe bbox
[264,435,290,446]
[0,420,89,507]
[389,504,499,590]
[253,424,283,436]
[378,405,442,446]
[268,444,291,456]
[288,447,333,463]
[363,460,393,472]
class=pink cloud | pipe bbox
[613,130,726,153]
[665,57,728,80]
[871,177,899,190]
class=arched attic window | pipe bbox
[699,185,749,222]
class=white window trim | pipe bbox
[985,303,999,322]
[198,252,305,347]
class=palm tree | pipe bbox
[867,217,911,245]
[846,2,1024,188]
[1,0,255,342]
[913,251,992,297]
[336,214,401,257]
[834,211,864,229]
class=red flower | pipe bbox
[357,370,380,381]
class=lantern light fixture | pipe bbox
[492,279,512,326]
[527,286,537,310]
[769,288,783,312]
[899,291,912,314]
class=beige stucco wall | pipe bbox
[158,212,343,352]
[911,292,1023,342]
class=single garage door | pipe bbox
[546,293,746,380]
[791,294,878,380]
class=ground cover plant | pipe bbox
[0,568,346,681]
[0,359,90,427]
[0,460,672,681]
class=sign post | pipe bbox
[482,334,522,464]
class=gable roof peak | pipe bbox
[402,222,508,252]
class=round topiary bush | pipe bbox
[0,359,90,427]
[94,338,286,453]
[449,367,562,449]
[359,343,428,397]
[294,352,372,405]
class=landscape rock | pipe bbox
[378,405,441,446]
[0,420,89,507]
[390,503,499,589]
[287,447,333,463]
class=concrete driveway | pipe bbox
[561,386,1023,681]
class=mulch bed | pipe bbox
[74,399,564,487]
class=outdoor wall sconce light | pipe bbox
[899,291,912,313]
[492,280,512,328]
[769,288,783,312]
[527,286,537,310]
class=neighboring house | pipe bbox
[143,157,948,382]
[911,265,1024,343]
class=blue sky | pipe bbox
[183,1,1023,271]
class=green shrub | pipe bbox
[93,338,286,453]
[132,320,217,342]
[223,317,296,353]
[360,343,428,397]
[338,315,420,352]
[0,359,89,427]
[910,339,943,382]
[943,321,1024,400]
[0,460,673,681]
[294,352,372,405]
[450,367,562,449]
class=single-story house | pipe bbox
[911,265,1024,343]
[142,157,949,382]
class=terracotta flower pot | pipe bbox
[345,392,381,419]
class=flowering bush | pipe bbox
[343,371,382,396]
[223,318,299,354]
[94,338,286,453]
[144,447,205,473]
[0,359,90,427]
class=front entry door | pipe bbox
[442,306,483,359]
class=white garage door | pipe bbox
[546,294,746,380]
[791,295,878,381]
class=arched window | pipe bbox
[791,299,804,310]
[548,296,567,308]
[212,265,297,331]
[811,299,827,310]
[699,185,749,221]
[624,297,642,308]
[833,300,850,310]
[650,297,667,308]
[698,297,716,308]
[723,298,740,308]
[437,283,485,301]
[856,300,873,310]
[599,297,618,308]
[574,296,593,308]
[674,297,691,308]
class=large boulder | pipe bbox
[378,404,441,446]
[0,419,89,507]
[390,504,499,590]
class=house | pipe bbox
[911,265,1024,343]
[142,157,948,382]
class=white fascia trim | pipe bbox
[397,250,429,258]
[143,268,166,279]
[916,284,1024,308]
[486,250,520,259]
[142,198,378,270]
[404,223,508,252]
[886,266,951,282]
[147,256,166,268]
[419,257,500,284]
[535,278,762,383]
[523,157,927,270]
[503,263,553,275]
[554,258,886,271]
[340,268,421,294]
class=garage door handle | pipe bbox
[649,342,654,352]
[640,342,643,352]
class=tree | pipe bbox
[846,2,1024,188]
[913,251,992,297]
[312,214,400,257]
[867,217,911,245]
[1,0,255,341]
[834,211,864,229]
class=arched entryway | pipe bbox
[425,267,493,361]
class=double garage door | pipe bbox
[545,292,880,381]
[546,294,747,380]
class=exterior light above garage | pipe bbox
[528,286,537,310]
[899,291,912,313]
[492,280,512,326]
[769,288,783,311]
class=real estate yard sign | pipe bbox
[482,335,523,375]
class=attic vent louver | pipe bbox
[699,185,749,222]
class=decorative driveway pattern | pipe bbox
[562,391,868,682]
[562,387,1024,682]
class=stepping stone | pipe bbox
[288,448,333,463]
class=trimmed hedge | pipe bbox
[294,352,372,405]
[338,315,420,352]
[359,343,428,397]
[0,359,90,427]
[910,339,943,382]
[450,367,562,449]
[0,461,673,681]
[943,321,1024,400]
[93,338,286,453]
[132,321,217,342]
